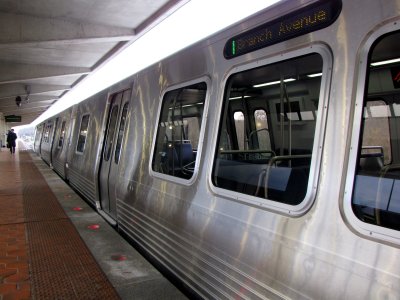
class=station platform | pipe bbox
[0,142,188,300]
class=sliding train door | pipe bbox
[99,89,130,220]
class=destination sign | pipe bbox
[224,0,342,59]
[5,115,22,122]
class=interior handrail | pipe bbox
[246,128,269,150]
[220,149,276,155]
[267,154,311,167]
[361,145,384,155]
[262,154,312,198]
[380,163,400,176]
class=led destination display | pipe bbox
[224,0,342,59]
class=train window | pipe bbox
[76,114,90,153]
[58,121,66,148]
[114,102,129,164]
[362,100,392,164]
[43,124,48,143]
[44,123,52,143]
[184,116,201,150]
[40,124,46,144]
[103,104,119,161]
[352,31,400,231]
[151,81,207,181]
[254,109,271,150]
[43,126,48,143]
[212,53,324,207]
[234,111,245,150]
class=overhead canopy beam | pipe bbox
[1,95,58,105]
[0,62,90,85]
[0,37,134,49]
[0,12,135,45]
[3,106,52,116]
[0,84,70,100]
[1,102,55,113]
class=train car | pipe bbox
[35,0,400,298]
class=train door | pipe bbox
[34,123,44,154]
[99,89,130,220]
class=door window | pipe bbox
[103,104,119,161]
[114,102,129,164]
[76,114,90,153]
[58,121,66,148]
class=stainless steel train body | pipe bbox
[35,0,400,298]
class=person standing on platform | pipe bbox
[7,129,17,154]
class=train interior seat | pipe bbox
[353,172,400,227]
[354,146,400,227]
[163,141,195,177]
[359,152,384,173]
[214,150,311,205]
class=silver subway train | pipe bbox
[34,0,400,298]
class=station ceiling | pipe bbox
[0,0,185,126]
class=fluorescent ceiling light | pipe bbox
[371,58,400,66]
[253,78,295,88]
[177,102,204,108]
[307,73,322,78]
[229,96,251,100]
[182,103,204,108]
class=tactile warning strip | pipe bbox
[26,220,118,299]
[20,160,68,222]
[18,152,120,299]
